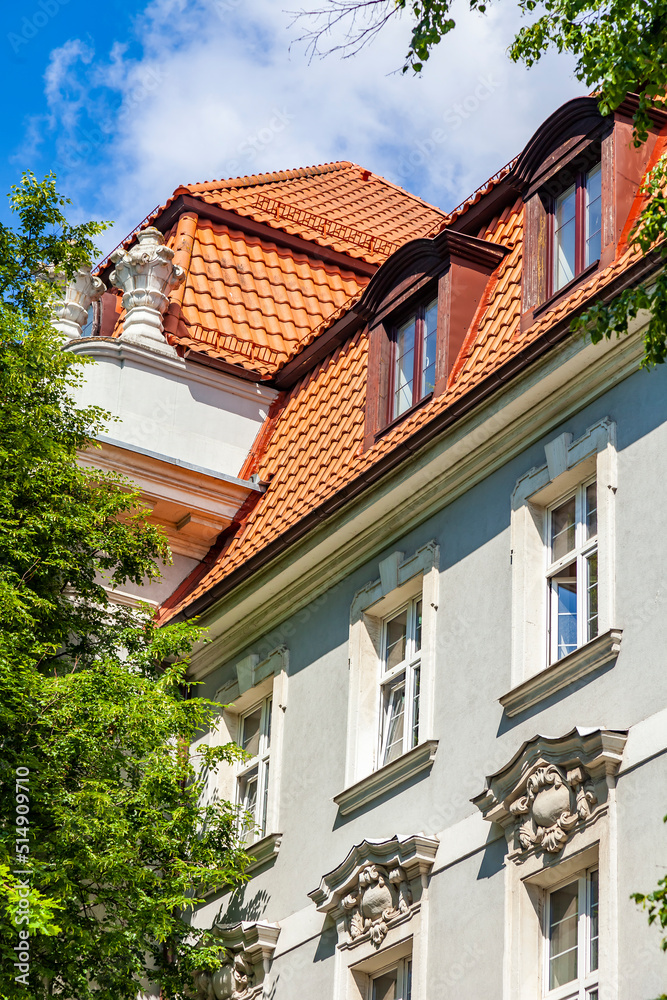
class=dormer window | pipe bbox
[552,161,602,293]
[392,298,438,419]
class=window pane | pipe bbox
[585,482,597,539]
[551,496,576,561]
[412,665,420,749]
[261,760,270,837]
[264,698,272,750]
[372,969,398,1000]
[554,184,577,290]
[589,870,599,972]
[549,881,579,989]
[241,707,262,758]
[585,163,602,266]
[385,609,408,670]
[394,317,416,417]
[405,960,412,1000]
[383,680,406,764]
[552,565,578,659]
[587,551,598,642]
[414,599,422,652]
[240,767,259,832]
[421,299,438,397]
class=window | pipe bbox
[547,480,598,663]
[544,869,599,1000]
[237,696,272,842]
[391,299,437,419]
[379,597,422,766]
[372,958,412,1000]
[552,162,601,293]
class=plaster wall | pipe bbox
[67,339,277,477]
[194,358,667,997]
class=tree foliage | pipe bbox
[0,174,251,1000]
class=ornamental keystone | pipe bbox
[472,727,627,861]
[109,227,184,346]
[51,267,105,341]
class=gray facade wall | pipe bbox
[194,355,667,998]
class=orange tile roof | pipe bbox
[159,160,657,622]
[104,162,447,377]
[183,162,446,264]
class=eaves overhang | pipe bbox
[79,437,264,560]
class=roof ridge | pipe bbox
[187,160,356,193]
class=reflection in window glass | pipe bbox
[548,481,598,663]
[380,597,422,767]
[385,610,408,671]
[554,183,577,290]
[551,496,576,561]
[585,163,602,266]
[394,317,416,417]
[422,298,438,397]
[549,880,579,989]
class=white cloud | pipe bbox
[32,0,582,255]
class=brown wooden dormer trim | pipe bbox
[361,230,509,450]
[516,94,667,330]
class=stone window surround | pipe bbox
[214,646,288,873]
[507,418,618,711]
[473,727,627,1000]
[308,835,438,1000]
[340,542,440,810]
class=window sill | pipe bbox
[374,393,434,442]
[533,259,600,319]
[245,831,282,876]
[499,628,622,718]
[334,740,438,816]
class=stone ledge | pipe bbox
[246,832,282,876]
[500,628,623,718]
[333,740,438,816]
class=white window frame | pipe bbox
[543,868,599,1000]
[379,598,422,767]
[208,646,288,862]
[510,419,616,685]
[344,542,439,791]
[236,695,272,842]
[370,955,413,1000]
[546,479,598,664]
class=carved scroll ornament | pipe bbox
[342,863,412,947]
[193,949,253,1000]
[509,764,597,853]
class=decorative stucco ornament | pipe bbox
[509,764,597,853]
[192,950,253,1000]
[50,266,105,341]
[342,863,412,947]
[109,227,184,346]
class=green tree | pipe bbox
[0,173,251,1000]
[296,0,667,368]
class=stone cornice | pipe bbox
[499,629,623,717]
[309,834,439,913]
[65,335,278,407]
[333,740,438,816]
[472,728,627,858]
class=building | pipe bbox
[54,94,667,999]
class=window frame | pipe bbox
[370,955,413,1000]
[543,868,599,1000]
[378,596,422,768]
[388,297,438,423]
[546,478,598,664]
[236,694,273,843]
[548,160,602,298]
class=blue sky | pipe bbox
[2,0,581,259]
